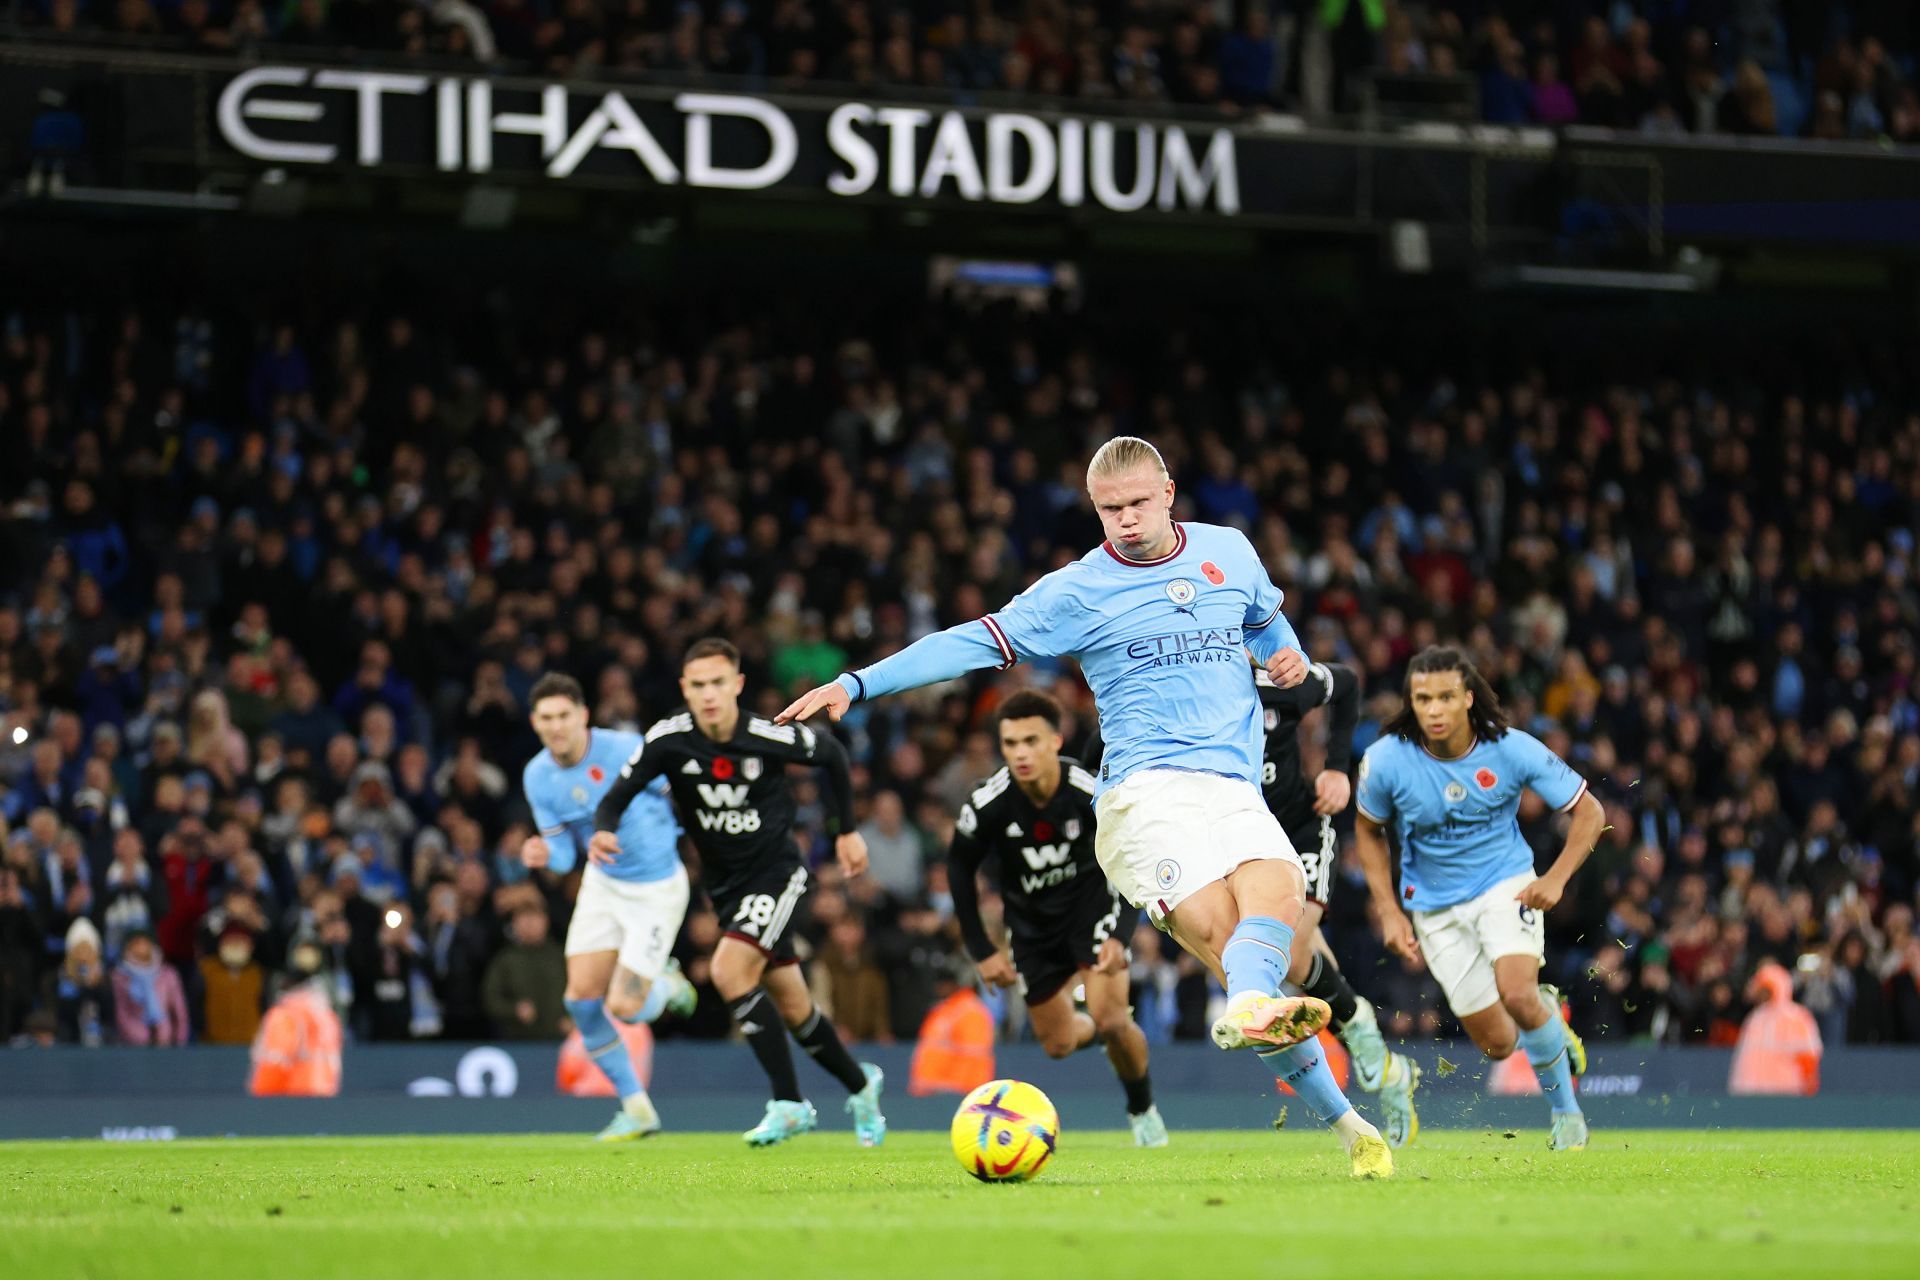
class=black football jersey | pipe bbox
[1257,661,1360,838]
[594,711,854,901]
[948,756,1122,960]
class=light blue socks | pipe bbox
[1517,1015,1581,1115]
[566,996,644,1101]
[1221,916,1295,997]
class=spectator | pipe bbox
[112,928,190,1045]
[350,898,433,1039]
[50,918,112,1044]
[0,863,44,1041]
[812,915,890,1042]
[876,897,953,1040]
[1529,53,1580,126]
[856,790,923,901]
[1717,61,1779,135]
[198,923,266,1044]
[482,904,566,1039]
[420,878,493,1039]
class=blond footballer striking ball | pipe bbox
[951,1079,1059,1182]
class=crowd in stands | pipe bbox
[3,277,1920,1055]
[12,0,1920,142]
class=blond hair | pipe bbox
[1086,436,1170,487]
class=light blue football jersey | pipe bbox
[843,521,1300,795]
[522,728,681,883]
[1354,729,1588,912]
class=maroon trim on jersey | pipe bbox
[1101,522,1187,567]
[1554,779,1591,814]
[980,615,1017,670]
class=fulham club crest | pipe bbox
[1064,818,1082,841]
[743,757,763,781]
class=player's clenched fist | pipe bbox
[976,952,1018,989]
[519,835,550,869]
[1312,768,1352,816]
[1379,907,1422,964]
[834,831,869,878]
[1515,875,1565,912]
[776,682,851,725]
[586,830,622,866]
[1266,647,1307,688]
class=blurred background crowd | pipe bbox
[8,0,1918,141]
[2,273,1919,1055]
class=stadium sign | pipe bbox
[215,67,1239,216]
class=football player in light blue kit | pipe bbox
[519,673,696,1141]
[779,437,1392,1179]
[1353,646,1606,1152]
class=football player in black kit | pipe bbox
[1254,659,1420,1147]
[948,690,1168,1147]
[591,638,887,1148]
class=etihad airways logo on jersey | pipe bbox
[1018,842,1077,893]
[1125,626,1244,668]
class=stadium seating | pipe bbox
[3,280,1918,1052]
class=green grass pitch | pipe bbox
[2,1130,1914,1279]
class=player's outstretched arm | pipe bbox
[776,620,1016,724]
[1517,788,1607,911]
[1356,814,1420,963]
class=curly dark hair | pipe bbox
[1382,646,1512,744]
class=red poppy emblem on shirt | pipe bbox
[1033,821,1054,842]
[588,766,605,784]
[1201,561,1225,585]
[1475,768,1498,789]
[712,757,735,780]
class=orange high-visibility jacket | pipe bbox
[248,985,343,1097]
[1729,962,1822,1096]
[909,989,995,1096]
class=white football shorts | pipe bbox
[564,862,690,980]
[1411,871,1546,1017]
[1094,768,1303,927]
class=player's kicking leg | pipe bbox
[1285,907,1420,1147]
[762,964,887,1147]
[1026,965,1166,1146]
[1167,864,1392,1180]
